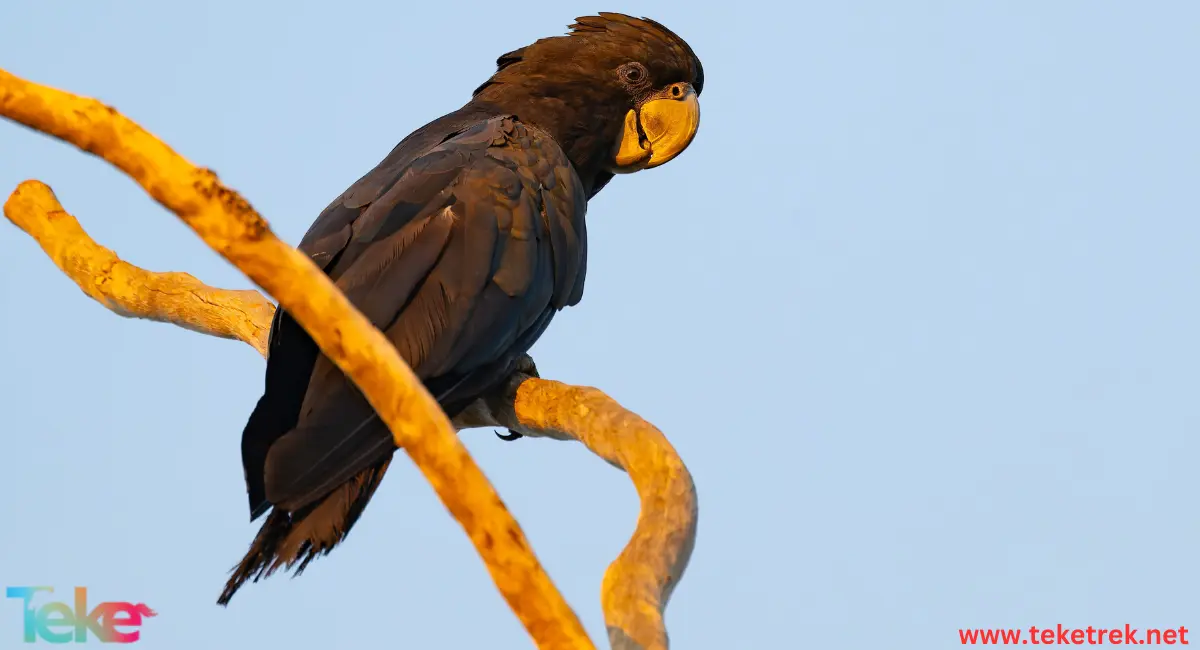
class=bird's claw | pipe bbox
[494,429,523,441]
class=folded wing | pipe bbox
[240,115,587,518]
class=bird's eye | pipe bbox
[618,62,648,86]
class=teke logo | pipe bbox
[5,587,156,644]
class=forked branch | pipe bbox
[1,67,696,650]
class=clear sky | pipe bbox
[2,2,1199,648]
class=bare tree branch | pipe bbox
[458,370,698,650]
[2,182,276,355]
[2,66,697,650]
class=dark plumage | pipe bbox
[218,12,703,605]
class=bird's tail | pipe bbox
[217,456,393,606]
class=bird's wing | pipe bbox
[241,115,587,516]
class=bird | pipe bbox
[217,12,703,605]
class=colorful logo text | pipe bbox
[5,587,156,644]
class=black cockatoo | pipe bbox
[218,12,703,605]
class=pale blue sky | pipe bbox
[2,2,1199,648]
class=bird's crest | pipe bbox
[474,13,703,97]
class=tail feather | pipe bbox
[217,456,393,606]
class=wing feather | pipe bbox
[246,115,588,514]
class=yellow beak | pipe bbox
[613,84,701,172]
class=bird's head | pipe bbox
[472,13,704,191]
